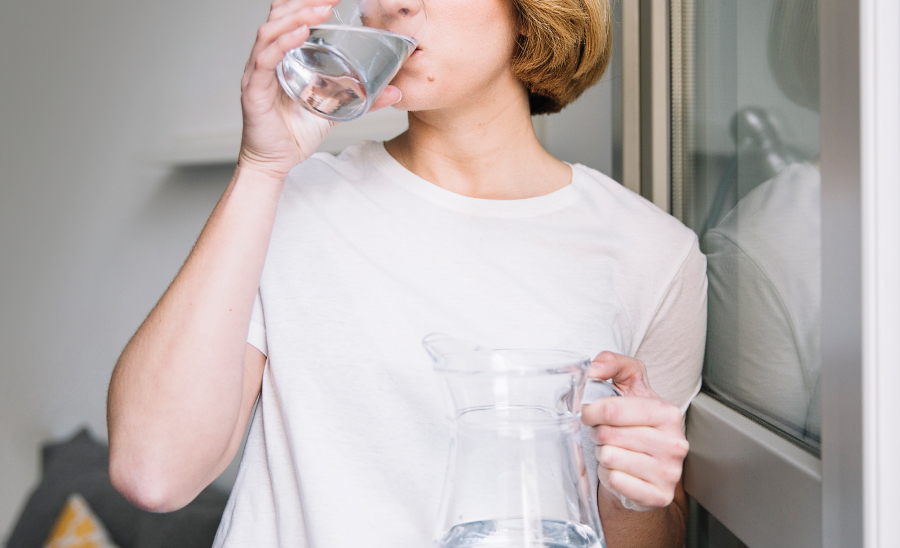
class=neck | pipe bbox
[384,79,571,200]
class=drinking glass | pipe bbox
[277,0,427,122]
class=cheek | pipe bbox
[427,0,518,66]
[433,17,517,82]
[389,2,519,105]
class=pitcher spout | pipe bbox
[422,333,487,363]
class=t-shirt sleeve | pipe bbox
[247,291,268,357]
[634,237,707,414]
[580,236,707,518]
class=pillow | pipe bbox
[7,429,145,548]
[43,493,120,548]
[6,428,231,548]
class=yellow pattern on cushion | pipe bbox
[43,493,120,548]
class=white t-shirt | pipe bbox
[213,141,706,548]
[702,162,821,441]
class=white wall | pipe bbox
[544,74,615,176]
[0,0,612,540]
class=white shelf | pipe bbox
[161,106,410,166]
[159,108,550,167]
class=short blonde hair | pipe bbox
[512,0,613,115]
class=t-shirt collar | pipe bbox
[366,141,583,217]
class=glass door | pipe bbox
[674,0,823,453]
[669,2,824,547]
[647,0,900,546]
[604,0,893,545]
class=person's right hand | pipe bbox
[238,0,403,179]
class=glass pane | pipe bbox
[674,0,821,451]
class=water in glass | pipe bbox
[277,25,415,122]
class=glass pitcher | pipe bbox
[424,334,618,548]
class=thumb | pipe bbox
[589,351,656,398]
[369,85,402,112]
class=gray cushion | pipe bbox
[5,428,230,548]
[7,429,145,548]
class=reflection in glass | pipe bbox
[677,0,821,449]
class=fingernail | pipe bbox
[392,90,402,104]
[312,5,332,13]
[292,25,308,35]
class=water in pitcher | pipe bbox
[424,335,610,548]
[277,25,415,121]
[436,519,603,548]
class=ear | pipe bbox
[510,0,530,37]
[517,16,530,37]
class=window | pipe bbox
[674,0,822,453]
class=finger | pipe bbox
[590,424,660,452]
[244,26,311,97]
[270,0,337,22]
[589,351,655,397]
[264,4,331,40]
[582,395,683,428]
[270,0,308,21]
[270,0,294,10]
[590,424,690,459]
[602,466,677,509]
[596,444,683,492]
[594,465,647,512]
[369,85,402,112]
[249,4,332,68]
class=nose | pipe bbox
[360,0,426,36]
[377,0,423,19]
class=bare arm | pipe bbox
[107,38,292,503]
[107,164,282,511]
[110,342,266,511]
[107,0,401,512]
[598,478,688,548]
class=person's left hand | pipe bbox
[581,351,689,511]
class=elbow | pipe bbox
[108,447,192,513]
